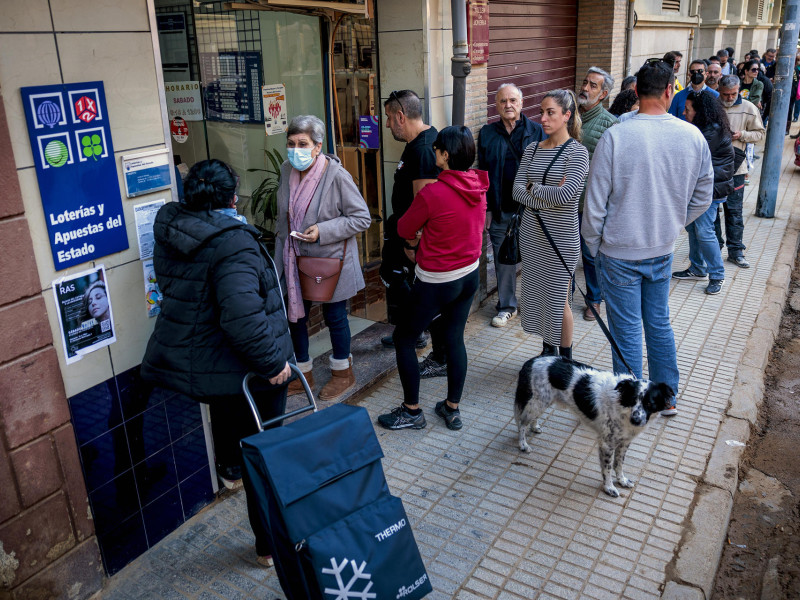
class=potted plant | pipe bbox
[247,148,284,252]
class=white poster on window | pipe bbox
[133,199,166,260]
[164,81,203,121]
[262,83,287,135]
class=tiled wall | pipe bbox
[68,366,214,575]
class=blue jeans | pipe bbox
[488,211,519,313]
[289,299,350,362]
[597,253,680,397]
[687,202,725,280]
[578,211,602,304]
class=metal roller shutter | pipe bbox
[487,0,578,123]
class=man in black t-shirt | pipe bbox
[379,90,447,378]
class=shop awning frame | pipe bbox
[224,0,370,17]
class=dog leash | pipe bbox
[530,209,637,378]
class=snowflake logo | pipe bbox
[321,557,377,600]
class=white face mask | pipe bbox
[287,147,315,171]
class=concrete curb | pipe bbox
[663,197,800,597]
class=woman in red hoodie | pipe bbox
[378,126,489,432]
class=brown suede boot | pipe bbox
[287,362,314,395]
[319,364,355,401]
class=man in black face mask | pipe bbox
[668,59,720,120]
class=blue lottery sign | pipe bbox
[21,81,128,270]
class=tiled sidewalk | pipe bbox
[97,138,800,600]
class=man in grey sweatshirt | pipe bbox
[582,60,713,416]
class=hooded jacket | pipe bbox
[397,169,489,273]
[141,202,294,399]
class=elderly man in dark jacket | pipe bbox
[478,82,545,328]
[142,159,293,567]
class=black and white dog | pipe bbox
[515,355,674,497]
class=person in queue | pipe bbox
[274,115,371,401]
[378,126,489,432]
[478,82,545,328]
[672,90,735,296]
[141,158,294,567]
[512,89,590,358]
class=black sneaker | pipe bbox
[381,333,429,349]
[672,267,708,280]
[727,255,750,268]
[419,353,447,378]
[377,405,426,430]
[705,279,724,295]
[434,400,462,430]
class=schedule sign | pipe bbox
[21,81,128,270]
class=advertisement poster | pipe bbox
[359,116,380,148]
[142,260,162,318]
[53,266,116,364]
[20,81,129,270]
[122,149,172,198]
[262,83,287,135]
[133,199,166,260]
[164,81,202,121]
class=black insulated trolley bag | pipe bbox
[241,369,432,600]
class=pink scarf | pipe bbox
[284,155,326,322]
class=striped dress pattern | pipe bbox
[511,140,590,346]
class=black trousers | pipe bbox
[394,269,480,406]
[208,380,287,557]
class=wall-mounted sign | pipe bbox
[164,80,202,121]
[359,116,380,149]
[200,51,263,123]
[53,265,116,364]
[467,0,489,65]
[122,149,172,198]
[263,83,287,135]
[21,81,129,270]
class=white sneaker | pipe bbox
[661,406,678,417]
[491,309,517,328]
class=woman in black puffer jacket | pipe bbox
[142,159,293,566]
[672,91,735,295]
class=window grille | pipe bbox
[662,0,681,12]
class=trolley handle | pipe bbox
[243,363,317,432]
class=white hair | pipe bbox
[288,115,325,144]
[496,83,523,101]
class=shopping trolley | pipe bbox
[241,364,432,600]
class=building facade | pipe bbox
[0,1,786,597]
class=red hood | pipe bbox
[437,169,489,206]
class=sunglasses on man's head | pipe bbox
[388,90,406,114]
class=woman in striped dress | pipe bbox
[512,89,590,358]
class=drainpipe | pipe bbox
[756,0,800,217]
[625,0,635,76]
[451,0,471,126]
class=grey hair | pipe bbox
[766,48,777,54]
[287,115,325,144]
[719,74,740,90]
[587,66,615,93]
[496,83,523,100]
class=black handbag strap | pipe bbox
[531,209,636,377]
[512,139,573,218]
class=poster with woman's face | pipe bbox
[52,265,116,364]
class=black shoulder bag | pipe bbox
[498,140,572,265]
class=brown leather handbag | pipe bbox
[295,240,347,302]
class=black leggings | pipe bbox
[394,269,480,406]
[208,381,287,557]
